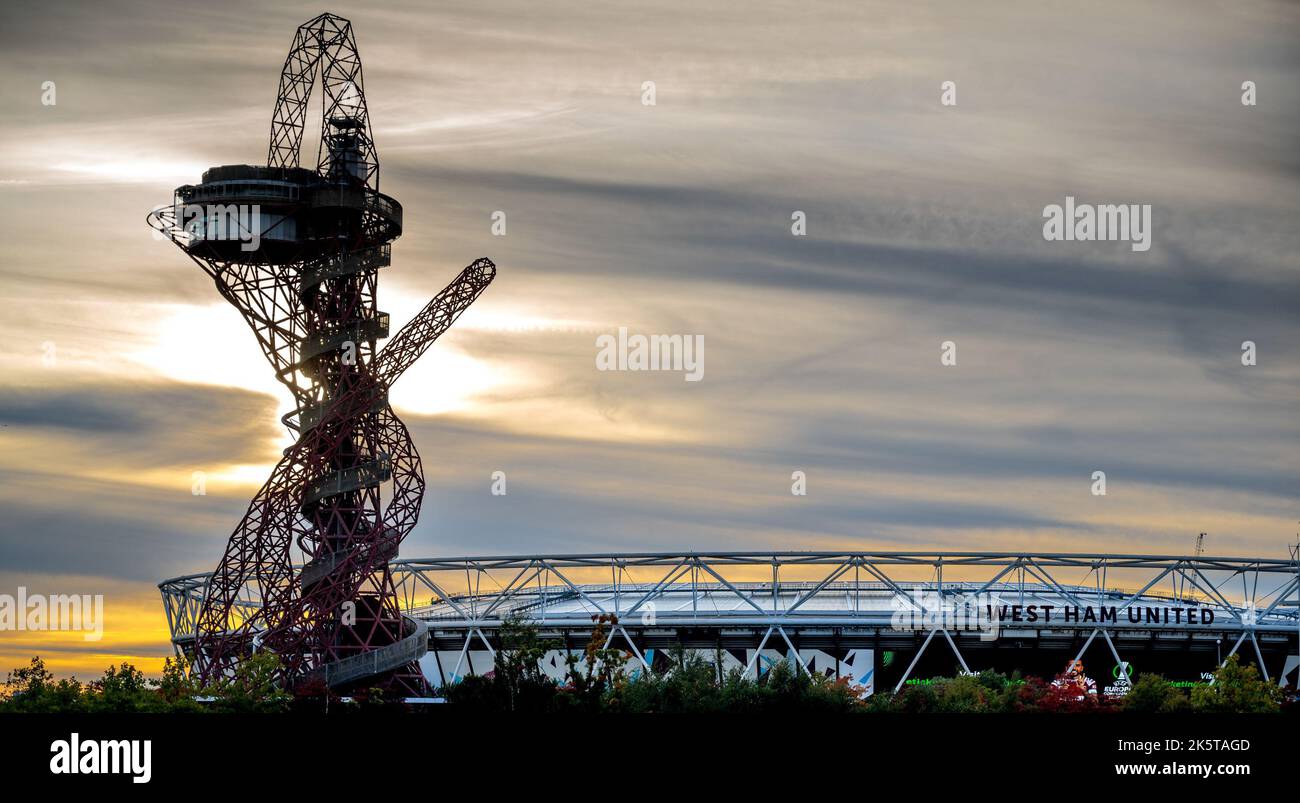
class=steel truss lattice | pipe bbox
[162,551,1300,691]
[149,13,496,694]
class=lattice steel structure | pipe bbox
[149,13,495,694]
[163,550,1300,692]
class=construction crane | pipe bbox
[1175,532,1208,601]
[148,13,496,695]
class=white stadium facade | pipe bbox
[160,551,1300,696]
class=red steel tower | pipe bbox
[148,12,495,695]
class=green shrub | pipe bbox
[199,651,291,713]
[1121,674,1189,713]
[1190,655,1282,713]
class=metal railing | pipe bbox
[309,616,427,687]
[302,457,392,506]
[298,313,391,362]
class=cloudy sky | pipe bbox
[1,0,1298,676]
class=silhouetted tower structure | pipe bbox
[149,13,495,694]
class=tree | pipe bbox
[994,675,1050,713]
[607,648,721,713]
[2,656,83,712]
[737,659,863,713]
[156,655,205,712]
[200,651,291,713]
[933,674,991,713]
[2,656,54,701]
[351,684,406,711]
[495,615,559,712]
[890,682,940,713]
[1190,654,1282,713]
[289,675,337,713]
[1121,674,1189,713]
[442,674,502,710]
[84,662,155,713]
[438,616,562,711]
[560,614,628,711]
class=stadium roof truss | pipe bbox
[162,551,1300,690]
